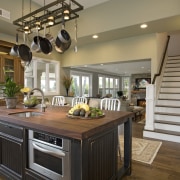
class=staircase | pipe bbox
[144,56,180,143]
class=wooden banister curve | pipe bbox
[152,35,170,84]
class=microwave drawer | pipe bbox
[0,121,23,139]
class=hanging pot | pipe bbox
[40,37,53,54]
[55,36,71,53]
[57,29,71,43]
[18,33,32,63]
[10,33,19,56]
[31,35,43,52]
[18,44,32,62]
[38,24,53,54]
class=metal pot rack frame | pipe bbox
[13,0,83,33]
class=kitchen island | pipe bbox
[0,105,133,180]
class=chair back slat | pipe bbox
[100,98,121,111]
[72,97,87,107]
[52,96,65,106]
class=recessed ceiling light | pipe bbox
[140,24,148,29]
[100,64,103,66]
[141,66,144,69]
[92,35,98,39]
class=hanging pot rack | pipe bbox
[13,0,83,33]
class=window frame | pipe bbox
[24,57,60,96]
[98,74,119,97]
[70,70,92,97]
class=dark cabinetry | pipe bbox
[0,121,25,179]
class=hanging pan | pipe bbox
[18,33,32,63]
[39,24,52,54]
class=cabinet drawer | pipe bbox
[0,121,23,139]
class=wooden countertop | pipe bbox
[0,105,134,140]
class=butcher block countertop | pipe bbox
[0,105,134,140]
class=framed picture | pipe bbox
[135,78,151,89]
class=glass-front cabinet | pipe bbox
[0,54,24,85]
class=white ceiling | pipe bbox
[33,0,110,9]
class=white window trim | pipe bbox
[98,74,120,97]
[24,56,60,96]
[70,70,92,97]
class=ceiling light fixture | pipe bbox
[48,16,54,26]
[63,9,70,20]
[24,25,31,34]
[140,24,148,29]
[92,35,98,39]
[35,21,41,30]
[13,0,83,33]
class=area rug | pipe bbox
[119,136,162,164]
[138,119,146,124]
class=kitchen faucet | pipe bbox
[28,88,46,112]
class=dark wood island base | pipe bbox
[0,106,133,180]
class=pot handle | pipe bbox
[16,33,18,45]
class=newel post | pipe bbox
[144,84,155,131]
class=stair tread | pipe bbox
[156,105,180,108]
[161,86,180,88]
[159,92,180,94]
[154,129,180,136]
[162,80,180,82]
[154,120,180,125]
[155,112,180,116]
[158,98,180,101]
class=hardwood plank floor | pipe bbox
[122,122,180,180]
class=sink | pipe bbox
[9,111,43,118]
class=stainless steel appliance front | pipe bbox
[28,130,71,180]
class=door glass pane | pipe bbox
[49,64,56,92]
[37,62,46,91]
[105,78,109,88]
[82,76,89,97]
[72,75,80,96]
[99,77,103,88]
[110,78,113,88]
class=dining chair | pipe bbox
[71,97,87,107]
[100,98,121,111]
[51,96,65,106]
[100,98,122,158]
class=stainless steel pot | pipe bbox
[31,36,43,52]
[57,29,71,43]
[55,36,71,53]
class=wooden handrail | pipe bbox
[152,35,170,84]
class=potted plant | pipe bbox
[0,77,21,109]
[63,76,73,96]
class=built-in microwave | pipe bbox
[28,130,71,180]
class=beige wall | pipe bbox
[62,33,160,77]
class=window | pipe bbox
[122,76,130,99]
[98,75,119,97]
[70,71,92,97]
[24,57,60,95]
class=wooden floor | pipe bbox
[122,121,180,180]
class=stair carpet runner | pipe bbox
[153,56,180,143]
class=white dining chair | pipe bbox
[71,97,87,107]
[52,96,65,106]
[100,98,121,111]
[100,98,122,158]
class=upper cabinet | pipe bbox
[0,54,24,85]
